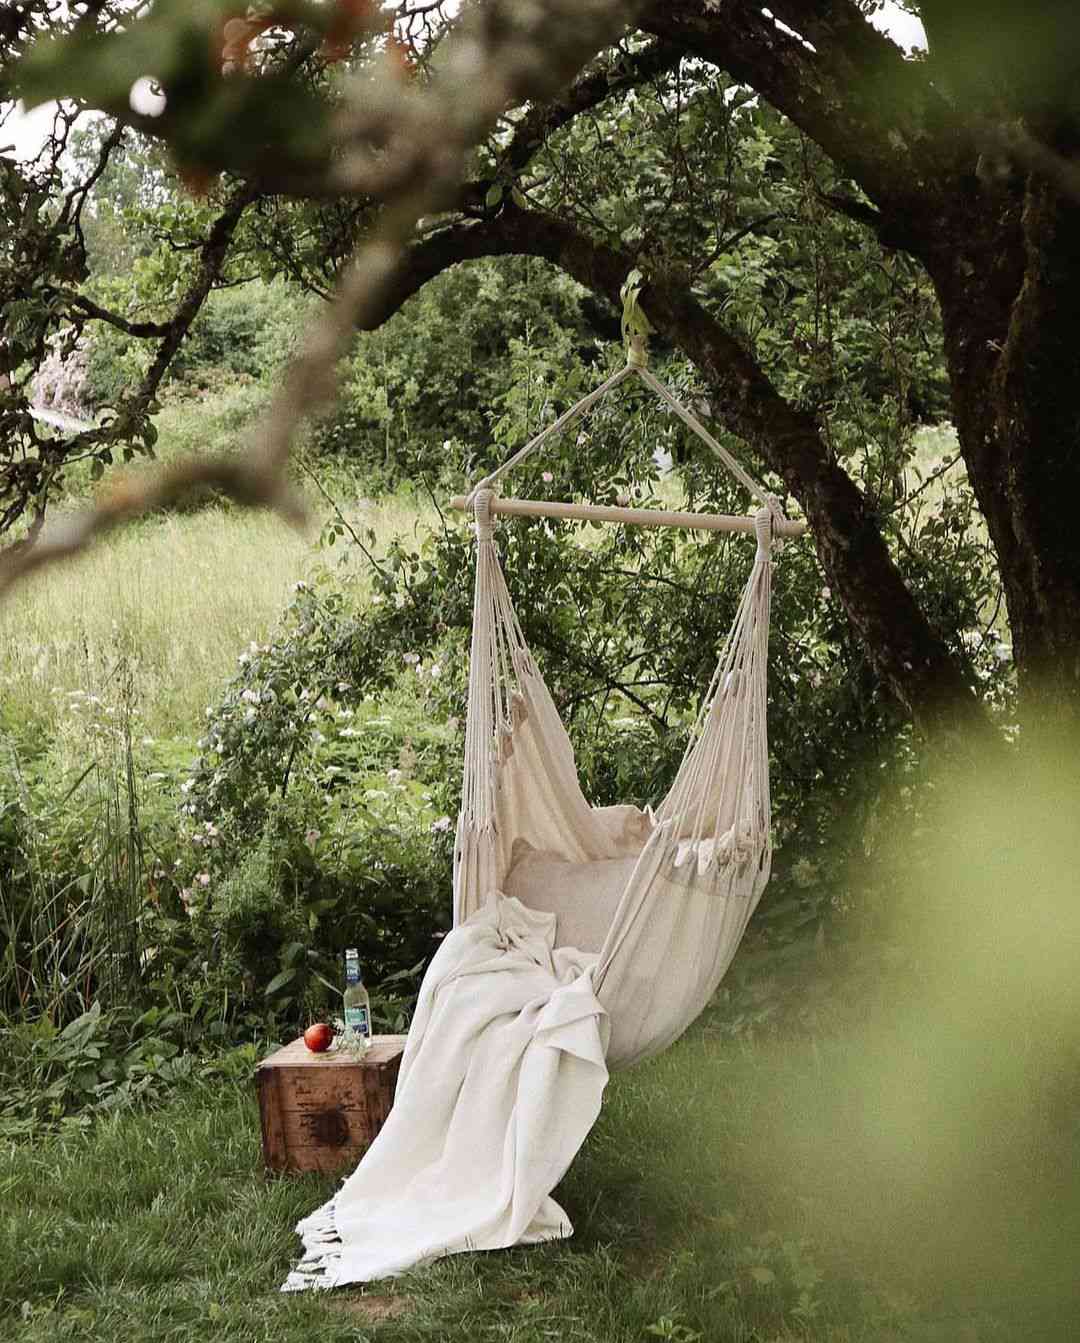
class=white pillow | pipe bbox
[503,843,640,954]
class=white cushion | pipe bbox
[503,842,640,954]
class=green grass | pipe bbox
[0,388,433,742]
[1,1018,1048,1343]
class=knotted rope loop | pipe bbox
[473,488,496,542]
[626,333,648,368]
[753,505,773,560]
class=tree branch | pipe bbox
[367,202,988,738]
[636,0,956,249]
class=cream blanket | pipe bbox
[280,895,609,1290]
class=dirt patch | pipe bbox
[332,1293,411,1322]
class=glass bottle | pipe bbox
[343,947,371,1051]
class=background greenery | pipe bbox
[1,52,1073,1339]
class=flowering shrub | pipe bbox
[168,572,460,1028]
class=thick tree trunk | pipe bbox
[923,178,1080,721]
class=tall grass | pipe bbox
[0,391,432,743]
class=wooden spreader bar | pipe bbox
[448,494,807,538]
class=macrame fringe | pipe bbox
[279,1195,343,1293]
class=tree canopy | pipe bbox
[3,0,1080,732]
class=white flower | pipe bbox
[241,688,259,703]
[196,872,211,888]
[387,768,403,784]
[394,592,406,609]
[429,663,442,679]
[403,652,420,665]
[294,580,308,593]
[431,815,452,833]
[312,730,325,745]
[443,439,452,451]
[304,828,321,851]
[821,586,831,600]
[336,682,350,693]
[192,833,204,846]
[141,736,155,747]
[238,652,250,665]
[542,470,554,483]
[180,780,195,795]
[315,696,329,712]
[243,707,257,724]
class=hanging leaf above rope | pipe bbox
[619,267,654,346]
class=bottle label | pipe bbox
[345,1004,370,1037]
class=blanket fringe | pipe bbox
[279,1195,343,1292]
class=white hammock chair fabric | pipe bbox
[455,342,790,1069]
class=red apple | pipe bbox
[303,1022,334,1053]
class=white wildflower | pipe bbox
[304,828,321,851]
[431,815,452,833]
[196,872,211,888]
[429,663,442,680]
[403,652,420,665]
[542,470,554,483]
[387,768,403,784]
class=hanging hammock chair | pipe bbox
[449,336,806,1070]
[278,334,809,1295]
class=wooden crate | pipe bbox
[255,1034,406,1175]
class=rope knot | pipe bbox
[753,505,773,560]
[626,333,648,368]
[473,488,496,542]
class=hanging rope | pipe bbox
[464,321,789,536]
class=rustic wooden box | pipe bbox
[255,1034,406,1175]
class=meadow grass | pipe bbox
[0,387,433,742]
[1,1016,1031,1343]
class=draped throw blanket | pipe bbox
[281,896,609,1291]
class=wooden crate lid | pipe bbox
[257,1034,407,1071]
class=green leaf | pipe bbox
[265,968,297,997]
[484,183,503,209]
